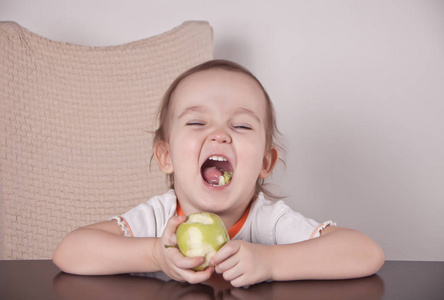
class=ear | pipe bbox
[259,146,279,179]
[154,140,174,174]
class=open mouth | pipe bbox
[201,156,233,187]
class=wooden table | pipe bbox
[1,260,443,299]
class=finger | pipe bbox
[230,275,251,288]
[163,215,186,245]
[181,266,215,284]
[171,251,206,270]
[214,254,239,274]
[220,262,243,282]
[214,245,241,274]
[210,240,240,266]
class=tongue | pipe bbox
[202,166,223,185]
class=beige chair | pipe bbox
[0,21,213,259]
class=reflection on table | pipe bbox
[53,271,384,300]
[3,260,444,300]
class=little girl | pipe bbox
[53,60,384,287]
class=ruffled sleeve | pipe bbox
[110,216,133,237]
[309,220,337,239]
[110,190,177,238]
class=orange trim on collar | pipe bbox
[176,202,185,217]
[176,202,251,240]
[228,203,251,239]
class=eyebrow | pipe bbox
[177,106,208,119]
[177,105,261,123]
[233,107,262,123]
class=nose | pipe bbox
[208,129,232,144]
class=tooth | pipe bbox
[209,156,227,162]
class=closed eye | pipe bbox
[233,124,253,130]
[186,121,206,126]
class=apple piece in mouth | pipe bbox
[219,170,232,186]
[176,212,230,271]
[201,156,233,186]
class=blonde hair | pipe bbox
[153,59,284,199]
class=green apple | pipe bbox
[218,171,233,186]
[176,212,230,271]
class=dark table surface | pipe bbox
[1,260,444,300]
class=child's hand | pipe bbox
[154,215,214,284]
[210,240,273,287]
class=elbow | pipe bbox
[52,248,64,272]
[369,243,385,275]
[52,244,71,274]
[52,238,84,275]
[344,229,385,278]
[359,238,385,278]
[53,249,85,275]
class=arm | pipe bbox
[53,216,214,283]
[53,220,158,275]
[211,226,385,287]
[268,226,385,280]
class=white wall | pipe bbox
[2,0,443,261]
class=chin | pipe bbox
[194,192,233,211]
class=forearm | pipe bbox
[269,227,385,281]
[53,227,161,275]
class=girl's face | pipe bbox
[155,68,277,222]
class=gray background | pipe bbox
[1,0,443,261]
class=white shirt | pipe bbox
[113,189,334,244]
